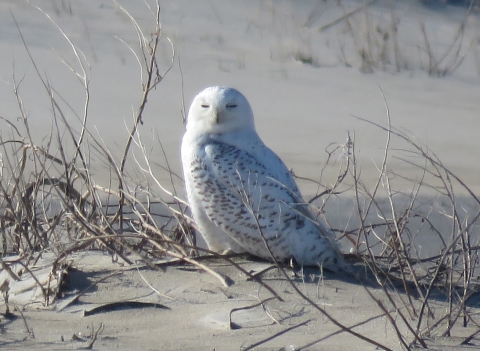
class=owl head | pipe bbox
[186,86,256,135]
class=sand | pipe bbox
[1,251,479,351]
[1,0,480,350]
[1,0,479,194]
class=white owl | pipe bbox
[181,86,344,271]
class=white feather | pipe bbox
[181,86,344,270]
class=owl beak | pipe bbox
[212,107,220,124]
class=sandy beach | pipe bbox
[2,251,480,350]
[1,0,480,350]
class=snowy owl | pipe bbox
[181,86,344,270]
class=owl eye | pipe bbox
[226,104,237,108]
[201,104,210,108]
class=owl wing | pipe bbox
[190,139,319,259]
